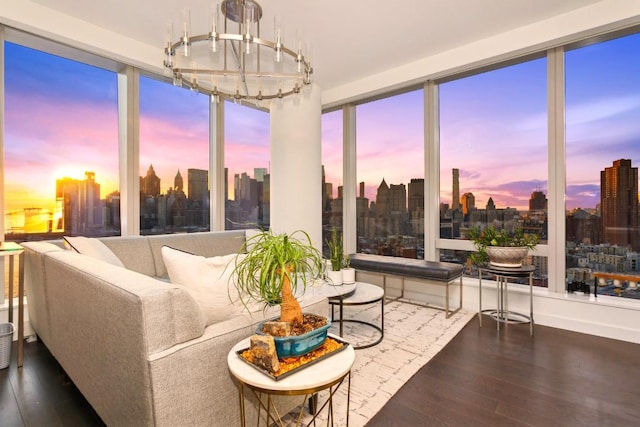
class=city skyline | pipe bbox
[4,33,640,214]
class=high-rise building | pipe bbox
[375,178,390,218]
[452,168,460,211]
[529,190,547,210]
[408,178,424,214]
[188,169,208,203]
[141,164,160,197]
[254,167,268,182]
[461,192,475,216]
[174,170,183,192]
[389,184,406,216]
[56,171,102,235]
[600,159,639,250]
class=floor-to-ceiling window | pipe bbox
[224,101,270,230]
[139,76,210,234]
[355,89,424,258]
[439,57,548,286]
[321,110,343,256]
[4,42,119,241]
[565,32,640,299]
[3,41,119,301]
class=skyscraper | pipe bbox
[529,190,547,210]
[600,159,639,250]
[56,171,102,235]
[452,168,460,211]
[141,164,160,197]
[461,192,475,216]
[188,169,208,203]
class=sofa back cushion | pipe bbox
[147,230,246,278]
[99,235,157,277]
[63,236,126,268]
[161,246,248,326]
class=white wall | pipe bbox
[269,85,323,250]
[322,0,640,107]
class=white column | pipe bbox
[117,66,140,236]
[270,85,322,250]
[210,99,225,231]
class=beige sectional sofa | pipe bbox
[22,230,329,426]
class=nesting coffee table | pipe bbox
[328,282,384,349]
[228,335,355,426]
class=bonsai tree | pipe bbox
[233,229,325,325]
[468,226,539,266]
[326,227,343,272]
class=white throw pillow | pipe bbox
[161,246,247,326]
[63,236,125,268]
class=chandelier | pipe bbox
[163,0,313,103]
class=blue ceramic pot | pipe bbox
[256,317,331,357]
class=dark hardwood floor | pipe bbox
[2,315,639,426]
[368,315,640,427]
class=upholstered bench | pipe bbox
[349,253,463,318]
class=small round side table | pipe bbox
[328,282,384,349]
[228,335,355,426]
[478,264,535,335]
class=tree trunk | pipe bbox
[280,271,303,325]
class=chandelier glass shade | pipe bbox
[163,0,312,103]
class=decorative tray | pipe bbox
[236,336,349,381]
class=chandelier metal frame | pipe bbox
[163,0,313,103]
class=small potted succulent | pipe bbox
[325,227,344,285]
[468,226,538,268]
[342,254,355,284]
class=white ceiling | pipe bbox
[29,0,600,92]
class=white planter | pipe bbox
[485,246,529,268]
[341,268,355,284]
[327,269,343,286]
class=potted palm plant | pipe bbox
[233,229,328,356]
[468,226,538,268]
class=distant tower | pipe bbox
[141,164,160,197]
[486,197,496,210]
[408,178,424,214]
[188,169,208,202]
[452,168,460,211]
[461,192,475,216]
[389,184,407,216]
[376,178,390,217]
[601,159,639,250]
[529,190,547,210]
[174,170,184,193]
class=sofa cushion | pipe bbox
[161,246,247,326]
[99,236,157,277]
[63,236,125,268]
[148,231,247,278]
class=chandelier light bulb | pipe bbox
[211,8,219,53]
[275,27,283,62]
[181,11,191,57]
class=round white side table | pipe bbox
[228,335,355,426]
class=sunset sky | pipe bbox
[4,32,640,214]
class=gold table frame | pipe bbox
[228,335,355,426]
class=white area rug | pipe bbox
[282,300,475,426]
